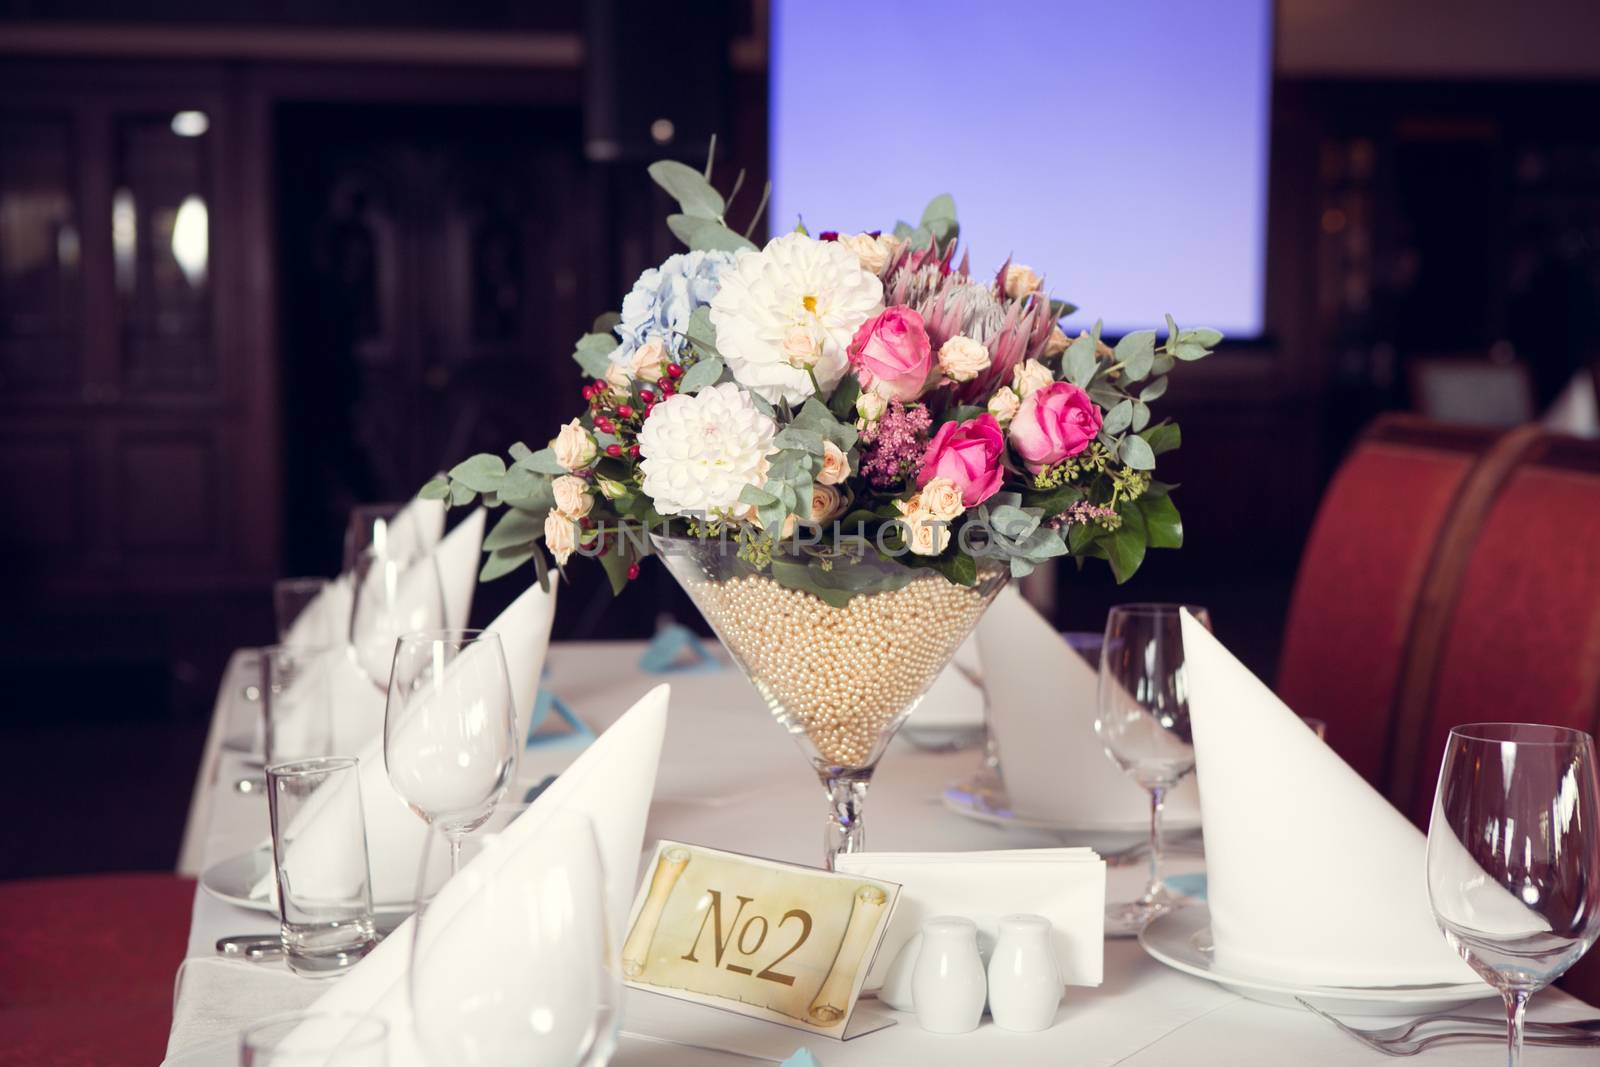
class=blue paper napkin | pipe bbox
[780,1051,820,1067]
[639,622,722,674]
[1166,872,1207,901]
[524,688,594,749]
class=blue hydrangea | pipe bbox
[613,249,735,361]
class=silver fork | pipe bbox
[1295,997,1600,1057]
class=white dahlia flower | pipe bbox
[637,382,778,516]
[709,232,884,405]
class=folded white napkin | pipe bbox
[281,575,351,649]
[297,684,671,1067]
[836,848,1104,1011]
[1179,609,1478,987]
[250,578,558,905]
[369,496,447,567]
[276,509,488,758]
[980,588,1200,828]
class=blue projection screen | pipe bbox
[770,0,1273,338]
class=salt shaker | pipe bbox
[911,916,986,1034]
[985,913,1062,1032]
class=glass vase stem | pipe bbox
[822,770,872,871]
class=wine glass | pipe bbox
[348,530,447,692]
[1426,723,1600,1066]
[410,809,620,1067]
[384,630,517,873]
[1094,603,1212,935]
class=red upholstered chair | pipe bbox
[0,872,196,1067]
[1384,432,1600,1004]
[1277,416,1498,786]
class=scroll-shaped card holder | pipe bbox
[621,841,900,1040]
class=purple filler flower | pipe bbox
[859,401,933,488]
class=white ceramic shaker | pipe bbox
[985,913,1062,1031]
[911,916,987,1034]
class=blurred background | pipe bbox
[2,0,1598,876]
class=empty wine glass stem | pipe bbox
[822,771,872,871]
[1504,989,1530,1066]
[1144,784,1168,902]
[446,830,464,875]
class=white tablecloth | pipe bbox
[167,641,1597,1065]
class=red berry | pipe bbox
[627,562,640,581]
[581,383,595,399]
[595,416,613,433]
[638,389,654,403]
[617,404,633,419]
[666,363,684,379]
[605,443,622,457]
[627,444,641,458]
[659,381,675,397]
[579,516,593,529]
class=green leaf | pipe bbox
[788,397,858,450]
[929,550,978,588]
[918,193,958,243]
[1172,339,1212,361]
[1025,484,1084,515]
[1115,329,1156,381]
[828,374,862,421]
[1106,503,1148,584]
[1164,313,1180,346]
[684,306,718,357]
[1119,434,1156,471]
[1152,351,1175,376]
[1140,375,1169,403]
[1065,332,1097,386]
[1130,400,1151,433]
[573,332,619,378]
[515,447,567,475]
[1138,492,1183,549]
[597,538,636,595]
[648,159,725,219]
[1049,298,1078,321]
[1067,519,1101,557]
[1179,327,1224,348]
[479,544,536,582]
[667,214,757,253]
[419,476,450,501]
[678,356,724,394]
[773,426,825,455]
[448,453,506,492]
[739,485,779,508]
[1101,398,1133,435]
[1141,422,1182,456]
[483,508,543,551]
[450,483,478,507]
[591,311,621,334]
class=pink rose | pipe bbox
[916,413,1005,506]
[848,305,934,402]
[1009,381,1103,472]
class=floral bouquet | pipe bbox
[423,153,1221,865]
[423,155,1220,601]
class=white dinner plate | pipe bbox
[200,848,414,916]
[1138,903,1494,1016]
[941,783,1204,836]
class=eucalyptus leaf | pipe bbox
[573,332,619,378]
[678,356,724,394]
[483,508,543,552]
[1114,329,1156,381]
[591,311,622,334]
[684,306,719,356]
[448,453,506,492]
[1179,327,1224,348]
[648,159,725,220]
[1065,333,1098,386]
[667,214,757,253]
[450,483,478,507]
[1131,400,1152,433]
[1140,375,1169,403]
[1101,398,1133,435]
[516,447,567,475]
[1119,434,1157,471]
[419,476,450,501]
[480,544,536,582]
[739,485,778,508]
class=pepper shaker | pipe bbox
[986,913,1062,1032]
[911,916,986,1034]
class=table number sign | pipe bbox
[621,841,900,1039]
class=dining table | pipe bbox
[165,640,1600,1066]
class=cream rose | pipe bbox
[781,325,820,369]
[543,510,578,565]
[552,419,598,471]
[817,439,849,485]
[595,476,626,500]
[895,499,951,557]
[987,385,1022,425]
[552,475,592,519]
[1004,263,1043,300]
[1011,358,1055,398]
[809,483,842,522]
[604,361,633,401]
[1044,325,1069,357]
[630,338,667,383]
[855,391,887,424]
[918,477,965,522]
[838,232,890,275]
[937,335,991,383]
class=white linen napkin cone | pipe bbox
[435,507,485,630]
[1178,609,1478,987]
[979,587,1200,828]
[297,683,671,1067]
[251,577,558,906]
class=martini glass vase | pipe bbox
[653,534,1008,869]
